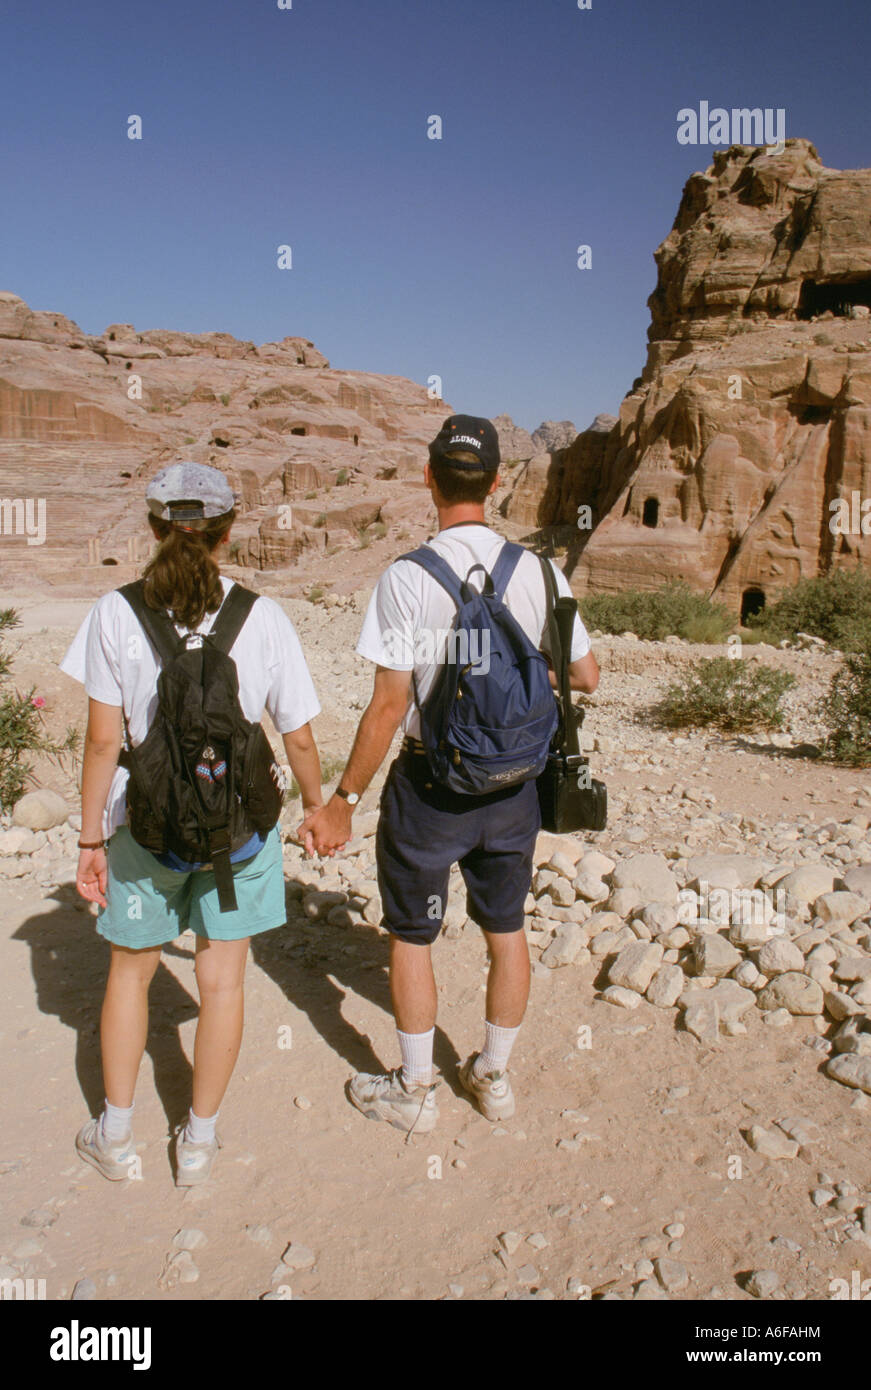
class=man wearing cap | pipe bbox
[301,416,598,1135]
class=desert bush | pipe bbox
[581,582,732,643]
[652,656,796,733]
[220,393,230,406]
[750,569,871,652]
[336,469,349,486]
[821,646,871,765]
[314,514,327,528]
[0,609,80,810]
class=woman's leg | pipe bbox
[191,936,250,1118]
[101,943,163,1108]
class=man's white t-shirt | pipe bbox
[60,577,321,840]
[356,524,591,740]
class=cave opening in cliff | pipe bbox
[642,497,659,528]
[797,277,871,320]
[291,426,307,436]
[741,588,766,624]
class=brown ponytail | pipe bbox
[142,510,236,629]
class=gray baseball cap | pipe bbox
[146,462,236,525]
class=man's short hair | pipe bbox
[430,452,498,504]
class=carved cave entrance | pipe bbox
[642,496,660,528]
[741,587,766,624]
[797,277,871,320]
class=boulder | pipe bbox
[609,854,679,906]
[813,891,869,927]
[608,940,664,994]
[757,972,824,1015]
[12,789,69,831]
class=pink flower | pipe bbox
[31,695,46,708]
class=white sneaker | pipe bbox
[174,1127,221,1186]
[458,1054,516,1122]
[348,1069,439,1135]
[75,1117,135,1181]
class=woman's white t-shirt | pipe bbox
[60,576,320,841]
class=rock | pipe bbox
[577,850,616,879]
[825,990,864,1021]
[172,1228,208,1251]
[600,985,642,1010]
[281,1242,316,1271]
[685,853,771,891]
[572,873,609,903]
[71,1278,97,1300]
[12,789,68,830]
[641,902,679,935]
[682,995,719,1043]
[842,865,871,898]
[757,972,824,1015]
[745,1125,799,1160]
[646,964,685,1008]
[756,937,804,974]
[541,922,587,968]
[654,1257,688,1292]
[814,891,869,926]
[734,959,760,987]
[608,940,664,993]
[762,1007,792,1027]
[498,1231,523,1256]
[826,1053,871,1094]
[693,932,742,978]
[158,1250,199,1288]
[609,854,679,905]
[585,911,625,938]
[811,1187,835,1207]
[0,827,42,856]
[776,1116,820,1147]
[549,877,576,908]
[546,851,577,881]
[778,866,837,906]
[746,1269,780,1299]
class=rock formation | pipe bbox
[502,140,871,617]
[0,292,453,591]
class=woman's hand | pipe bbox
[76,847,108,908]
[297,802,323,857]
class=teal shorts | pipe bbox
[97,825,286,949]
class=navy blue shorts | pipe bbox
[375,750,541,946]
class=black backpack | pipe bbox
[116,581,286,912]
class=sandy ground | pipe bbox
[1,588,870,1302]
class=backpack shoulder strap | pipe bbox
[208,583,259,655]
[117,581,185,667]
[397,547,465,607]
[489,541,524,601]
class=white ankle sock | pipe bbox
[474,1021,520,1078]
[397,1027,435,1088]
[101,1099,134,1142]
[185,1108,219,1144]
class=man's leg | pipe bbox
[390,937,437,1086]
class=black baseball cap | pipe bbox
[428,414,500,471]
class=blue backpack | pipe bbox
[398,541,559,795]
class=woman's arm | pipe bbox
[76,698,123,907]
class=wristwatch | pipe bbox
[335,785,360,807]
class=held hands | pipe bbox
[298,796,353,858]
[76,848,108,908]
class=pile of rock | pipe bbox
[521,845,871,1094]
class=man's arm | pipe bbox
[546,650,600,693]
[299,666,412,856]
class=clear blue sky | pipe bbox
[1,0,868,432]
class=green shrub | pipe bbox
[336,469,349,486]
[0,610,81,811]
[821,647,871,765]
[314,514,327,528]
[220,393,230,406]
[750,569,871,652]
[581,582,732,643]
[652,657,796,733]
[305,491,317,500]
[308,586,324,603]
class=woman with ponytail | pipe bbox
[61,463,323,1185]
